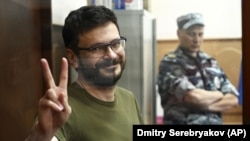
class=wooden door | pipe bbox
[0,0,52,140]
[242,0,250,124]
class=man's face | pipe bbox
[76,22,126,87]
[178,25,204,54]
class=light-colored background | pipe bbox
[150,0,241,40]
[52,0,242,40]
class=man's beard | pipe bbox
[77,59,125,87]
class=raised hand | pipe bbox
[35,57,72,140]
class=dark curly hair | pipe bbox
[62,5,120,53]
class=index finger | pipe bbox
[59,57,68,88]
[41,58,56,88]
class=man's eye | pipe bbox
[90,44,105,51]
[91,47,99,51]
[188,32,195,37]
[111,40,120,47]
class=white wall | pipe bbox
[150,0,242,40]
[52,0,87,25]
[52,0,242,39]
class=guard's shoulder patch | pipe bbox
[167,53,176,58]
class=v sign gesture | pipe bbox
[25,57,72,141]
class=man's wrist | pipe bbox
[25,123,53,141]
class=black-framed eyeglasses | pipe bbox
[77,37,127,57]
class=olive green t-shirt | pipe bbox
[55,82,143,141]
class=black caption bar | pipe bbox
[133,125,250,140]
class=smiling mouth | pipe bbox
[97,59,121,68]
[103,64,118,70]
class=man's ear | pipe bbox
[65,49,78,69]
[177,29,181,38]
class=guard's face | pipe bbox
[178,25,204,54]
[75,22,126,87]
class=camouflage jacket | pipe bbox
[157,46,239,124]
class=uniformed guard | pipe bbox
[157,13,239,125]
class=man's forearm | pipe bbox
[25,124,55,141]
[208,93,239,112]
[184,88,224,106]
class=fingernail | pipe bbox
[58,103,64,111]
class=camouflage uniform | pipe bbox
[157,46,239,124]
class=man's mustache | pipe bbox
[95,59,121,69]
